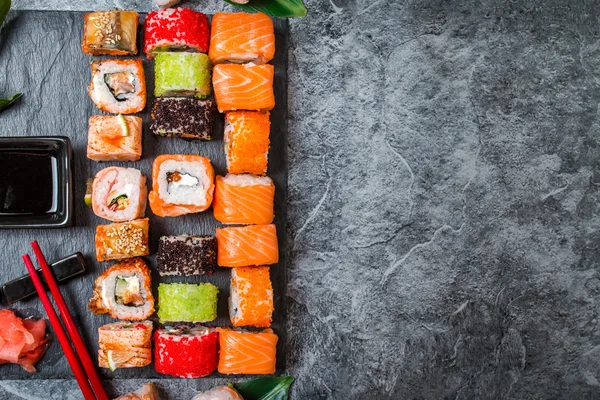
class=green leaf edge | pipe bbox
[224,0,307,18]
[0,0,10,28]
[234,376,295,400]
[0,93,22,114]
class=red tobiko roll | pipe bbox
[154,325,218,378]
[144,8,210,59]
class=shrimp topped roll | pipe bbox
[88,59,146,114]
[92,167,147,222]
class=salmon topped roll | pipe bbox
[88,59,146,114]
[97,321,153,371]
[213,63,275,113]
[216,328,278,375]
[82,10,139,56]
[148,155,215,218]
[92,167,147,222]
[213,174,275,224]
[209,12,275,65]
[224,111,271,175]
[216,224,279,267]
[89,258,155,321]
[87,115,143,162]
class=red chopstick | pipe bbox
[22,254,96,400]
[31,241,109,400]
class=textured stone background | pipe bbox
[3,0,600,399]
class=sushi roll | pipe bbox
[217,328,278,375]
[229,266,274,328]
[98,321,152,371]
[224,112,271,175]
[156,235,217,276]
[88,59,146,114]
[153,325,218,378]
[192,387,243,400]
[82,10,139,56]
[115,383,160,400]
[95,218,150,262]
[209,12,275,65]
[87,115,143,162]
[148,155,215,218]
[150,98,215,140]
[157,283,218,323]
[216,224,279,267]
[89,258,155,320]
[92,167,147,222]
[213,63,275,113]
[213,174,275,224]
[154,53,211,99]
[144,8,210,59]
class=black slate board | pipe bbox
[0,10,288,379]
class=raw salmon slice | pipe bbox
[209,12,275,65]
[213,174,275,224]
[216,328,278,375]
[213,64,275,113]
[87,115,143,161]
[216,224,279,267]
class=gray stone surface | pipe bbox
[3,0,600,399]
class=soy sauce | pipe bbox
[0,151,57,215]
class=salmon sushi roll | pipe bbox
[115,384,160,400]
[209,12,275,65]
[98,320,152,371]
[88,59,146,114]
[192,387,243,400]
[87,115,143,162]
[92,167,147,222]
[224,111,271,175]
[144,8,210,59]
[82,10,139,56]
[213,174,275,224]
[154,325,218,378]
[89,258,155,320]
[229,266,274,328]
[148,155,215,218]
[216,224,279,267]
[213,64,275,113]
[217,328,278,375]
[95,218,150,262]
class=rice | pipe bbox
[222,173,272,187]
[88,60,146,114]
[157,159,212,205]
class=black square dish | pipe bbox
[0,137,72,228]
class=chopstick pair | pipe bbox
[22,241,108,400]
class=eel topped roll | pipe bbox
[154,325,218,378]
[144,8,210,59]
[96,218,150,262]
[157,235,217,276]
[89,258,155,320]
[213,63,275,113]
[92,166,147,222]
[148,154,215,218]
[224,111,271,175]
[154,52,211,98]
[150,98,215,141]
[213,174,275,225]
[88,59,146,114]
[217,328,278,375]
[209,12,275,65]
[82,10,139,56]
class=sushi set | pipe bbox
[0,8,288,381]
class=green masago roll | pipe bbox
[154,52,211,98]
[157,283,218,323]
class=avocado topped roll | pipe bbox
[82,10,139,56]
[88,59,146,114]
[89,258,155,320]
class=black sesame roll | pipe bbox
[156,235,217,276]
[150,98,216,140]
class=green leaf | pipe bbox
[224,0,307,18]
[0,93,22,114]
[234,376,294,400]
[0,0,10,28]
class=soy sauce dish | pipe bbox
[0,137,72,228]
